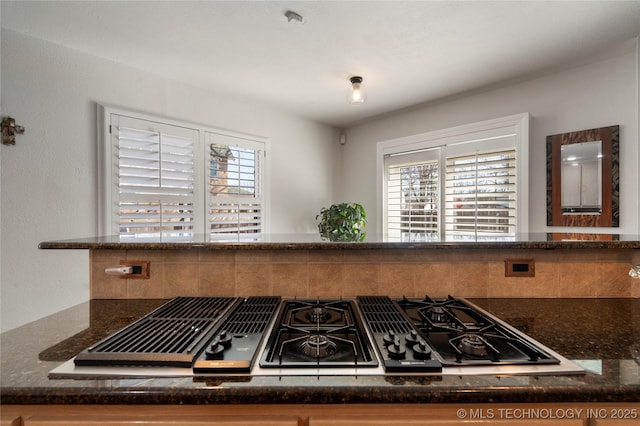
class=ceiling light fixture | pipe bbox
[348,76,367,105]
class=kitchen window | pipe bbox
[378,113,529,241]
[99,106,267,239]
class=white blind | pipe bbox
[207,133,263,236]
[385,149,440,241]
[112,116,198,238]
[444,149,516,238]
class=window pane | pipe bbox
[387,160,439,241]
[208,141,262,234]
[445,149,516,239]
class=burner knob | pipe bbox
[387,342,406,360]
[413,338,432,360]
[205,341,226,360]
[383,330,400,346]
[217,330,232,348]
[405,330,420,347]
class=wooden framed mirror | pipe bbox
[546,125,619,227]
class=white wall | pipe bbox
[2,29,638,332]
[342,43,639,235]
[0,30,340,332]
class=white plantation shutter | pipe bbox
[206,132,263,237]
[380,113,528,240]
[445,148,517,238]
[111,115,199,238]
[101,107,268,239]
[385,149,440,241]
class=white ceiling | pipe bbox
[2,1,639,128]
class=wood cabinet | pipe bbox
[309,417,585,425]
[2,403,638,426]
[0,415,21,426]
[23,415,298,425]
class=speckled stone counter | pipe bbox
[38,233,640,250]
[1,298,639,405]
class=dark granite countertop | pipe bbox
[38,233,640,250]
[2,298,639,405]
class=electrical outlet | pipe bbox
[119,260,150,279]
[504,259,535,277]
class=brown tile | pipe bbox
[126,249,163,262]
[558,262,599,297]
[415,250,451,263]
[522,262,560,298]
[199,250,236,264]
[308,250,344,263]
[451,263,488,297]
[378,249,416,263]
[162,262,199,297]
[163,249,199,263]
[448,249,493,263]
[343,264,379,297]
[598,248,636,262]
[414,263,453,298]
[344,250,381,264]
[379,264,415,297]
[596,263,632,297]
[235,263,273,296]
[486,261,560,298]
[90,250,129,298]
[270,250,309,264]
[91,273,128,299]
[308,264,344,297]
[272,264,309,297]
[127,269,164,299]
[235,250,273,264]
[198,263,235,296]
[91,249,127,266]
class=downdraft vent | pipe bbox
[224,296,281,335]
[74,297,239,367]
[358,296,413,334]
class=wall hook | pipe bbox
[2,116,26,145]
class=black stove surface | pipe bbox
[259,299,378,368]
[396,296,561,366]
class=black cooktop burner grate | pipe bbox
[259,299,378,368]
[397,296,560,366]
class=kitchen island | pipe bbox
[3,235,639,424]
[1,298,639,425]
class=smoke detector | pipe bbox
[285,10,304,24]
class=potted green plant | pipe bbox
[316,202,367,242]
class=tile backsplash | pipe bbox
[90,248,640,299]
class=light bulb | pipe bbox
[348,76,367,104]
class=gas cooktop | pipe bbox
[53,295,585,378]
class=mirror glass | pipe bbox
[561,140,602,213]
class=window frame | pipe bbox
[98,104,270,237]
[376,113,529,237]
